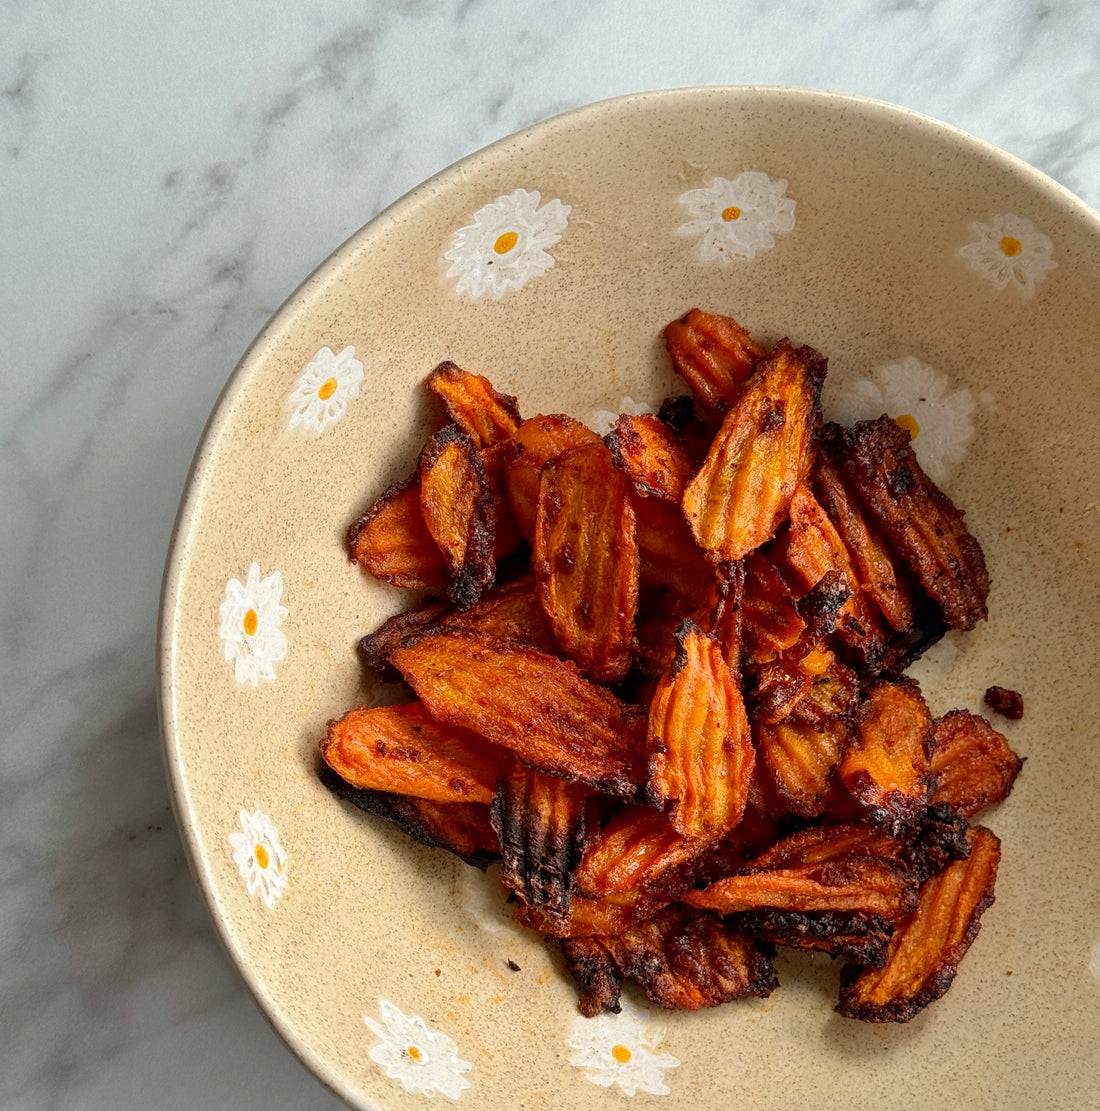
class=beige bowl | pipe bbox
[159,87,1100,1110]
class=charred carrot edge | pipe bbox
[930,710,1024,819]
[425,360,522,448]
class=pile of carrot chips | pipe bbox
[322,309,1023,1023]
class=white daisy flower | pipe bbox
[228,808,288,909]
[590,395,658,437]
[827,356,977,486]
[677,171,796,262]
[288,345,364,433]
[365,999,472,1099]
[444,188,571,297]
[218,562,288,686]
[567,998,680,1096]
[958,212,1056,296]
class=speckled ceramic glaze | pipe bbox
[158,88,1100,1110]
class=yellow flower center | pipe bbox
[243,608,259,636]
[611,1045,632,1064]
[1000,236,1023,257]
[253,843,269,870]
[318,377,338,401]
[721,206,741,222]
[894,413,920,439]
[406,1046,423,1062]
[494,231,519,254]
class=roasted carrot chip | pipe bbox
[503,414,602,543]
[347,475,450,589]
[729,909,895,967]
[513,888,657,940]
[425,361,521,449]
[646,622,754,841]
[682,340,826,562]
[441,572,560,655]
[359,600,452,681]
[829,418,990,630]
[754,715,852,818]
[491,756,589,917]
[840,677,935,834]
[562,904,778,1016]
[318,763,499,869]
[606,412,698,501]
[532,441,639,683]
[390,629,646,796]
[837,826,1001,1022]
[418,425,496,609]
[572,805,698,900]
[321,701,505,804]
[742,551,806,665]
[930,710,1024,818]
[684,856,919,919]
[664,308,766,416]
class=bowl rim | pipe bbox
[155,83,1100,1106]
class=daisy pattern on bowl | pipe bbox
[567,999,680,1096]
[287,345,364,433]
[444,188,571,297]
[677,171,796,262]
[365,999,472,1099]
[228,808,288,909]
[958,212,1056,296]
[218,562,288,686]
[827,356,977,486]
[590,395,657,437]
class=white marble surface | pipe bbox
[2,1,1097,1107]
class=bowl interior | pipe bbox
[160,87,1100,1110]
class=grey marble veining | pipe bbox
[2,0,1098,1107]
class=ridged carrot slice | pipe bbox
[425,361,521,448]
[664,308,766,416]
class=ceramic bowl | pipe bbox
[159,87,1100,1110]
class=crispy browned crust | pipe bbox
[664,308,767,416]
[828,418,989,630]
[390,629,647,796]
[318,763,499,869]
[532,442,639,684]
[563,903,778,1015]
[839,677,936,834]
[983,685,1025,721]
[681,340,826,562]
[425,361,522,448]
[689,560,746,673]
[742,551,807,665]
[359,600,452,681]
[727,909,895,967]
[656,394,716,463]
[503,414,602,543]
[606,413,698,501]
[418,425,496,610]
[478,439,525,560]
[930,710,1024,818]
[646,622,754,840]
[492,757,589,920]
[321,701,507,804]
[346,475,450,589]
[836,826,1001,1022]
[440,572,561,654]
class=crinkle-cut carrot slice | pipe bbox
[319,763,499,869]
[532,441,638,684]
[930,710,1023,818]
[839,677,935,834]
[561,904,778,1016]
[390,629,646,796]
[646,622,754,841]
[418,425,496,609]
[754,715,853,818]
[664,308,767,416]
[503,414,602,543]
[837,826,1001,1022]
[321,701,505,804]
[346,475,450,589]
[683,855,919,919]
[425,360,521,449]
[829,417,990,630]
[681,339,826,563]
[606,412,698,501]
[491,756,589,918]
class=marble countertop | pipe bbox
[2,1,1097,1108]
